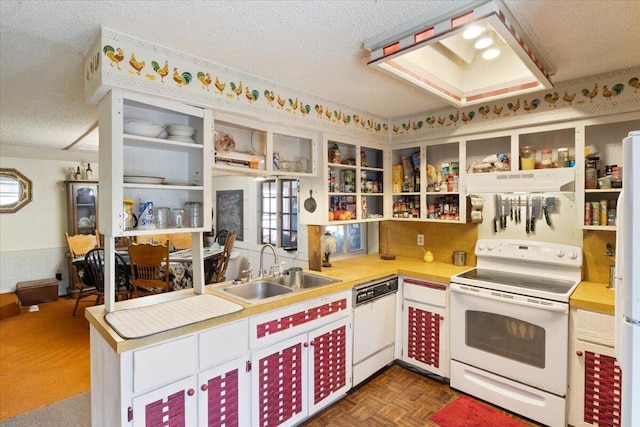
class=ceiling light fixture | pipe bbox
[463,25,483,40]
[482,47,501,60]
[364,0,553,108]
[474,36,493,49]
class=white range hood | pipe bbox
[465,168,575,193]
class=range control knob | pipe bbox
[477,243,486,251]
[556,249,565,258]
[487,244,495,251]
[568,251,578,260]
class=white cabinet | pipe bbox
[98,89,213,304]
[578,117,639,230]
[98,89,212,238]
[248,290,352,426]
[390,140,463,222]
[212,111,317,178]
[568,308,622,427]
[250,316,351,427]
[300,134,385,225]
[400,277,448,378]
[198,357,250,427]
[89,319,249,427]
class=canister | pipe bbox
[154,207,170,229]
[452,251,466,266]
[557,148,570,168]
[138,201,155,229]
[540,149,553,168]
[185,202,203,228]
[289,267,302,290]
[520,146,536,170]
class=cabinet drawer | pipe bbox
[133,335,197,393]
[403,277,447,307]
[574,309,615,347]
[249,290,351,349]
[199,319,248,369]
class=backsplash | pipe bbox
[380,220,478,267]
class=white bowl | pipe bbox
[166,124,195,138]
[124,120,165,138]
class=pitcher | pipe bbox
[123,198,137,230]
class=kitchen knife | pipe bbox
[544,196,555,226]
[531,196,540,232]
[493,194,500,233]
[498,194,504,229]
[509,196,513,221]
[525,195,530,234]
[516,196,521,224]
[504,197,510,228]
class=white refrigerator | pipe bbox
[615,130,640,427]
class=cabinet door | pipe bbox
[250,334,308,427]
[198,357,250,427]
[569,341,622,427]
[402,300,447,377]
[132,376,197,427]
[308,316,352,415]
[66,181,99,236]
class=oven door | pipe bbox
[450,283,569,396]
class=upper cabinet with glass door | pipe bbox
[98,89,212,237]
[212,111,317,177]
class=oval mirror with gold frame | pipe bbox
[0,168,33,213]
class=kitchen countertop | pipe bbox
[86,253,616,352]
[85,254,470,353]
[570,280,615,315]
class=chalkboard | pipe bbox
[216,190,243,241]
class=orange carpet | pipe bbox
[429,395,531,427]
[0,297,91,420]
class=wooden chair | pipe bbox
[127,242,171,297]
[65,231,100,291]
[213,230,237,283]
[136,234,170,245]
[170,232,192,251]
[73,248,131,316]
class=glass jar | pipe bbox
[557,148,569,168]
[540,149,553,168]
[520,146,536,170]
[585,159,598,189]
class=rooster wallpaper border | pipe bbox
[84,28,640,144]
[84,27,389,142]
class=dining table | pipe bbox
[73,246,224,292]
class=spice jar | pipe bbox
[540,149,553,168]
[557,148,570,168]
[585,159,598,189]
[520,146,536,170]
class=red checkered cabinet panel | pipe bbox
[402,299,447,377]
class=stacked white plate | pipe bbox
[124,119,166,138]
[166,124,196,143]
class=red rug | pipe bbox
[429,396,530,427]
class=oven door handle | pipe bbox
[451,284,568,314]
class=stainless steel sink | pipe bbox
[271,272,341,289]
[214,280,293,303]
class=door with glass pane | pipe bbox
[65,181,99,236]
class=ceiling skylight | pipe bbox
[364,0,553,108]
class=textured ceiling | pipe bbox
[1,0,639,152]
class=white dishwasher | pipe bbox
[352,275,398,386]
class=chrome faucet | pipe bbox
[259,244,279,277]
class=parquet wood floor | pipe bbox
[300,363,542,426]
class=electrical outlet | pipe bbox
[417,234,424,246]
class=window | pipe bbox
[325,223,365,256]
[260,178,298,248]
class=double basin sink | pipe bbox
[211,272,340,304]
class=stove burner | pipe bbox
[456,268,576,295]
